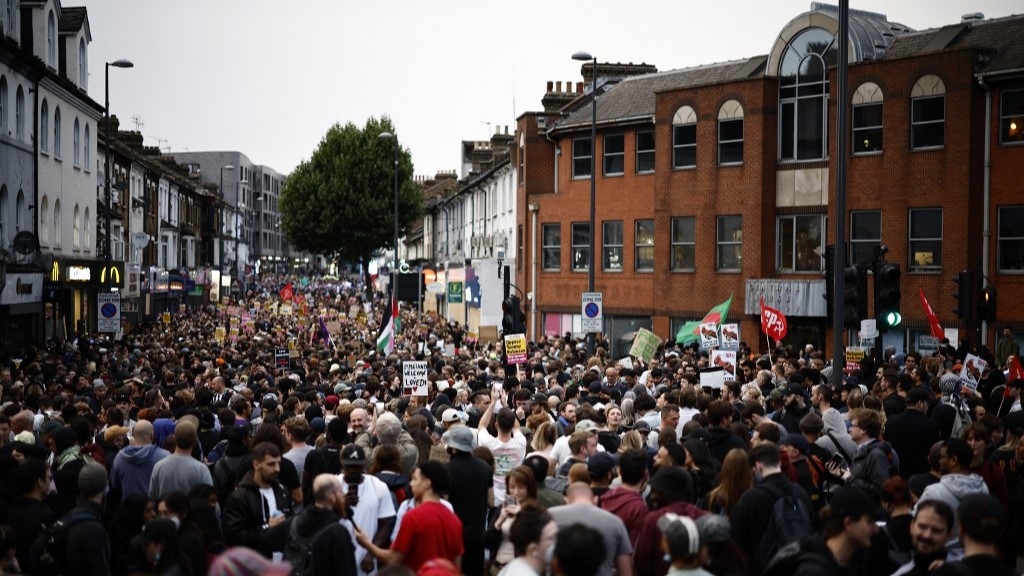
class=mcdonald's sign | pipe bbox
[49,259,125,287]
[100,264,123,287]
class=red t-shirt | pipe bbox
[392,501,464,570]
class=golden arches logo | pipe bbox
[100,266,122,285]
[51,262,60,281]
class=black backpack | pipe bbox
[754,481,815,568]
[284,519,337,576]
[28,510,95,576]
[760,539,832,576]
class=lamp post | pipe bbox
[573,50,597,355]
[103,58,133,265]
[378,132,399,301]
[219,165,235,274]
[235,202,245,281]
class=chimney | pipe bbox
[961,12,984,25]
[556,81,562,92]
[546,81,553,92]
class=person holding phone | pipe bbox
[486,467,538,574]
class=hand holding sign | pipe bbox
[759,297,788,341]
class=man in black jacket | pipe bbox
[64,462,111,576]
[287,474,357,575]
[223,441,295,558]
[884,387,940,479]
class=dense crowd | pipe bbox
[0,274,1021,576]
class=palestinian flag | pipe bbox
[376,293,399,355]
[675,293,733,345]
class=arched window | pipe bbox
[84,124,91,167]
[73,204,80,248]
[0,76,7,135]
[40,99,49,151]
[15,189,23,232]
[0,186,7,245]
[14,84,22,140]
[911,75,945,149]
[40,195,49,246]
[718,100,744,165]
[47,11,55,67]
[78,37,87,88]
[73,118,80,166]
[852,82,884,153]
[54,107,62,157]
[53,199,61,247]
[672,105,697,169]
[779,27,836,161]
[84,206,90,250]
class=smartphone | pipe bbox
[827,453,845,468]
[505,495,518,508]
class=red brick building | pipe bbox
[515,5,1024,358]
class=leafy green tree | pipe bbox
[280,116,421,287]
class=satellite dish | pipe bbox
[12,231,39,255]
[132,232,150,248]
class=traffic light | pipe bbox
[875,263,902,331]
[842,265,867,329]
[953,271,975,320]
[824,245,835,323]
[502,296,527,334]
[977,285,997,323]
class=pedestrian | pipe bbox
[656,513,714,576]
[63,463,111,576]
[222,441,295,559]
[550,523,606,576]
[931,493,1014,576]
[444,425,492,576]
[339,443,397,574]
[149,420,213,501]
[891,499,955,576]
[286,474,358,575]
[497,503,558,576]
[110,419,170,502]
[549,482,633,576]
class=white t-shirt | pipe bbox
[259,486,278,521]
[339,474,397,567]
[477,429,528,507]
[550,433,606,466]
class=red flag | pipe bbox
[919,288,943,339]
[294,292,305,305]
[760,297,788,341]
[1007,356,1024,398]
[279,282,293,301]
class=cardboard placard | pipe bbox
[699,322,720,348]
[504,334,528,364]
[628,328,660,363]
[402,361,429,396]
[710,350,737,380]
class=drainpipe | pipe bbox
[529,202,539,343]
[977,73,992,346]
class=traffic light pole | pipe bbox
[831,0,850,380]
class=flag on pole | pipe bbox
[919,288,944,339]
[675,293,734,345]
[318,316,334,350]
[760,297,788,341]
[376,294,398,355]
[279,282,294,302]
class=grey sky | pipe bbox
[84,0,1020,179]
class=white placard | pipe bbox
[402,361,429,396]
[960,354,987,390]
[944,328,959,350]
[699,322,720,348]
[720,323,739,349]
[711,350,737,380]
[699,368,725,390]
[860,319,878,340]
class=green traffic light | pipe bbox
[885,311,902,327]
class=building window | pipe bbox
[779,27,836,161]
[636,130,655,173]
[84,125,90,168]
[778,215,825,272]
[672,105,697,169]
[542,223,560,271]
[84,207,90,249]
[518,145,524,185]
[671,217,695,271]
[718,100,744,165]
[73,204,80,249]
[717,215,742,271]
[54,107,61,157]
[571,222,590,272]
[911,75,945,149]
[997,206,1024,271]
[78,37,87,89]
[850,211,881,268]
[602,221,623,271]
[635,219,654,271]
[909,208,943,270]
[603,134,624,176]
[572,137,592,178]
[852,82,883,153]
[14,85,23,140]
[0,76,6,135]
[40,99,49,151]
[1000,89,1024,145]
[53,199,61,246]
[47,11,55,66]
[73,119,80,166]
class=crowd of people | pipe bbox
[0,274,1022,576]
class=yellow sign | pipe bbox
[162,312,171,324]
[504,333,528,364]
[215,326,226,344]
[100,265,122,286]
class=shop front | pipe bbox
[0,271,44,349]
[48,259,125,337]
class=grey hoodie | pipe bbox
[917,473,989,540]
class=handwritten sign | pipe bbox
[402,361,429,396]
[628,328,661,362]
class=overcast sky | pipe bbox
[83,0,1020,179]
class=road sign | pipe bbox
[448,281,464,304]
[97,293,120,333]
[581,292,603,333]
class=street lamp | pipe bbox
[572,50,597,354]
[103,58,133,265]
[378,132,399,301]
[236,202,245,278]
[219,165,235,273]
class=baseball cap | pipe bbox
[340,444,367,466]
[441,408,465,424]
[633,420,651,434]
[575,419,598,433]
[530,393,548,405]
[785,384,805,397]
[587,452,617,479]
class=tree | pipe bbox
[279,116,421,288]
